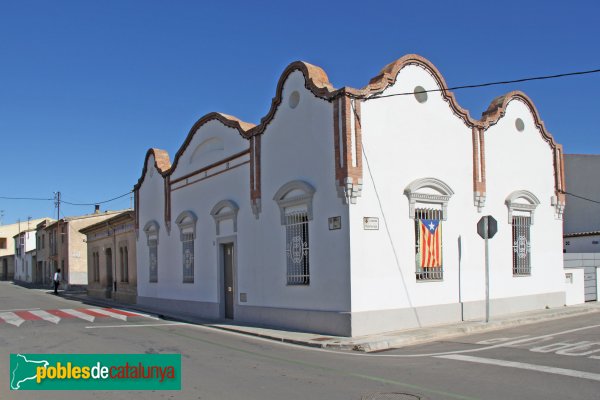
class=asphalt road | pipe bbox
[1,282,599,400]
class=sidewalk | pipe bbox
[58,290,600,353]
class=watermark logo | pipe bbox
[10,354,181,390]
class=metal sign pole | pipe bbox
[484,216,490,323]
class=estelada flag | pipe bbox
[420,219,442,268]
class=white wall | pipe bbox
[352,64,476,313]
[136,154,167,299]
[564,268,585,305]
[247,70,350,312]
[484,99,565,301]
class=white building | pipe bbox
[134,54,567,336]
[14,230,37,283]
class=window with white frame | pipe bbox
[143,220,160,283]
[414,208,444,280]
[176,211,197,283]
[506,190,539,276]
[274,180,315,286]
[404,178,454,281]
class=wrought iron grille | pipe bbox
[149,239,158,282]
[414,208,443,281]
[512,216,531,275]
[285,211,310,285]
[182,233,194,283]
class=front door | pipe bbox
[223,243,234,319]
[2,259,7,280]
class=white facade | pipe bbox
[14,230,36,283]
[135,55,567,336]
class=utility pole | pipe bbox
[0,210,4,225]
[54,192,61,278]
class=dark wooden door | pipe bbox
[223,243,234,319]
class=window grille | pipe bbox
[512,216,531,275]
[149,239,158,282]
[182,233,194,283]
[123,247,129,283]
[285,210,310,285]
[414,208,443,281]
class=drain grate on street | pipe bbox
[361,392,425,400]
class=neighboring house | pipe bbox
[0,219,48,281]
[562,154,600,302]
[13,230,36,283]
[563,154,600,253]
[44,210,126,289]
[35,219,55,285]
[80,210,137,303]
[134,54,566,336]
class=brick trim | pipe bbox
[480,91,566,205]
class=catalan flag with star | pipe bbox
[419,219,442,268]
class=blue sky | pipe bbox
[1,0,599,225]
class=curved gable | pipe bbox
[133,148,171,191]
[358,54,476,127]
[168,113,254,179]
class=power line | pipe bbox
[363,68,600,100]
[61,191,132,206]
[564,191,600,205]
[0,196,53,201]
[0,191,132,206]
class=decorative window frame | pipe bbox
[210,200,239,236]
[273,180,316,225]
[143,220,160,245]
[404,178,454,220]
[505,190,540,224]
[175,211,197,283]
[175,210,198,240]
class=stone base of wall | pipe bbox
[135,291,565,337]
[351,291,565,337]
[137,296,220,319]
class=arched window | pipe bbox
[210,200,239,236]
[273,180,316,285]
[143,220,160,283]
[506,190,540,276]
[175,211,198,283]
[404,178,454,281]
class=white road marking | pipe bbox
[85,323,186,329]
[0,312,25,327]
[61,309,95,322]
[28,310,60,324]
[436,354,600,382]
[86,308,128,321]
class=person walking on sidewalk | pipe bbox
[53,268,61,295]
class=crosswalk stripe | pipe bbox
[105,308,143,317]
[46,309,76,319]
[28,310,60,324]
[87,308,128,321]
[77,308,111,319]
[60,309,95,322]
[14,311,43,321]
[0,312,25,327]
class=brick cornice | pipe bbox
[480,91,566,205]
[133,148,171,191]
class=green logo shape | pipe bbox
[10,354,181,390]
